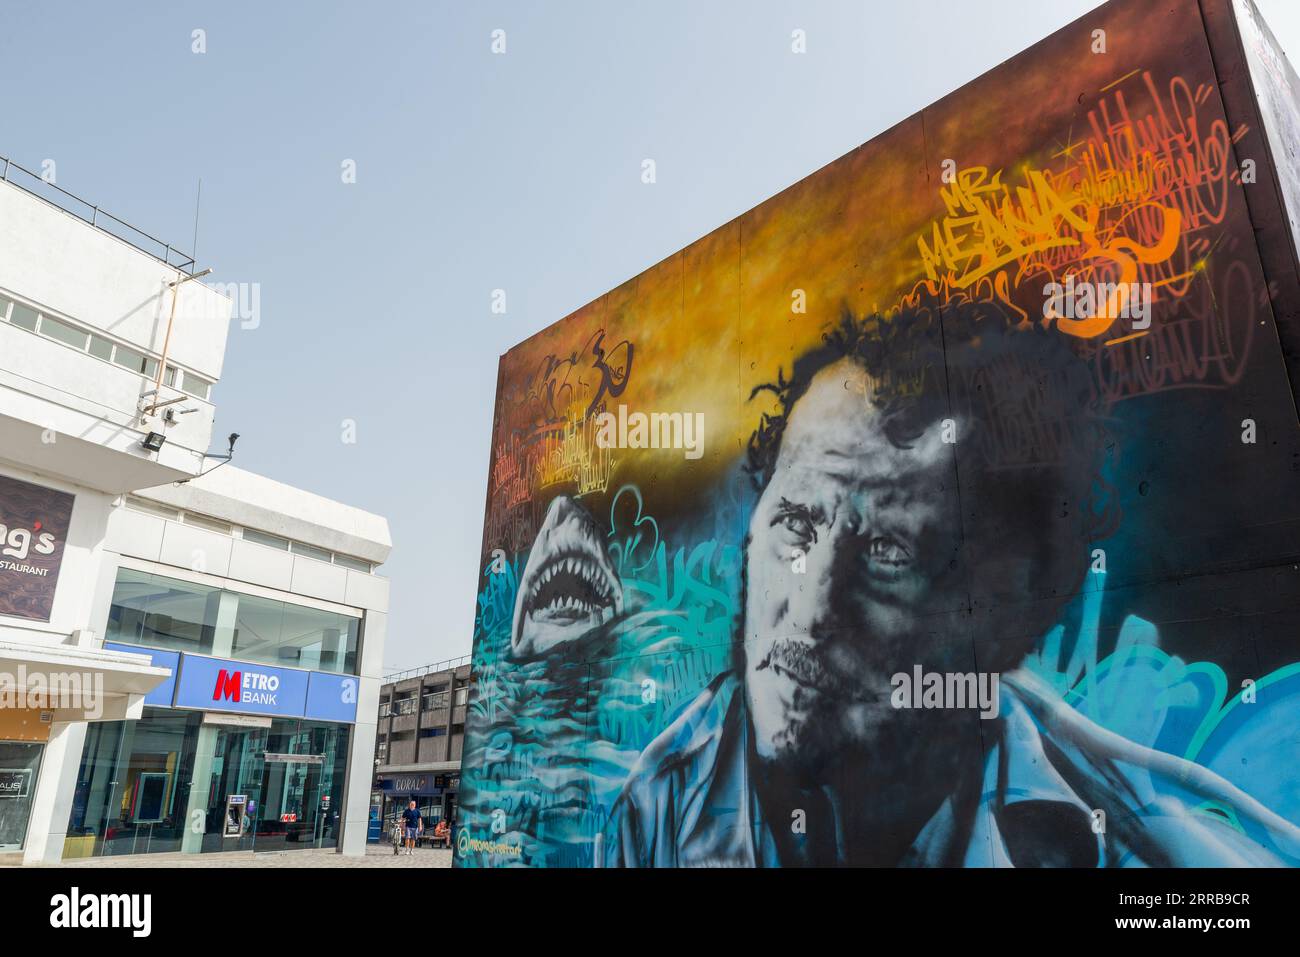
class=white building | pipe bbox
[0,156,390,862]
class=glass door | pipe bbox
[287,758,323,849]
[253,721,348,852]
[206,726,268,853]
[0,741,44,851]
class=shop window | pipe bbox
[0,742,43,851]
[67,710,351,857]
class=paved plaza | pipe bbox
[7,845,453,868]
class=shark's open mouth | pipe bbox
[512,496,623,659]
[523,550,618,626]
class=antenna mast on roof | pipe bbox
[191,177,202,269]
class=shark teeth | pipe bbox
[530,555,610,600]
[523,551,616,619]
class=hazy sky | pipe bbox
[3,0,1298,673]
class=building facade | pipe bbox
[371,660,469,835]
[0,156,391,862]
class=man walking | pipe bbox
[401,799,422,857]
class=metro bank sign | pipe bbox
[169,652,358,722]
[213,667,283,707]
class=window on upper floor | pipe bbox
[89,334,114,360]
[243,528,290,551]
[333,554,372,573]
[111,344,159,379]
[9,302,38,331]
[0,291,217,401]
[39,314,89,349]
[106,567,361,675]
[292,541,332,563]
[181,370,211,400]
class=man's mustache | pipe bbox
[757,638,875,703]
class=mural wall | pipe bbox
[457,0,1300,867]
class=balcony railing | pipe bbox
[0,154,198,274]
[383,655,471,684]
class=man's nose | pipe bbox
[783,527,854,636]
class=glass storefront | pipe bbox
[0,742,43,850]
[61,567,363,858]
[375,775,460,839]
[106,568,361,675]
[66,709,350,857]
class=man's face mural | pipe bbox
[459,0,1300,867]
[743,358,967,769]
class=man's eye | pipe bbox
[781,514,813,538]
[771,505,818,544]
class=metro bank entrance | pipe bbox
[62,569,363,859]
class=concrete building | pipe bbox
[0,155,390,862]
[371,658,470,834]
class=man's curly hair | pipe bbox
[744,297,1119,601]
[745,300,947,490]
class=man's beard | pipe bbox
[754,637,877,703]
[735,542,972,782]
[745,637,902,774]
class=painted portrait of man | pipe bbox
[457,0,1300,871]
[599,301,1300,867]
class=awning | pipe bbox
[376,761,460,774]
[0,639,172,722]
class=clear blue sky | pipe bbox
[4,0,1298,672]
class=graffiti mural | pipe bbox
[457,0,1300,867]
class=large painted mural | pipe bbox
[457,0,1300,867]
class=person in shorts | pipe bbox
[401,800,422,856]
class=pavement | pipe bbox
[11,844,453,868]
